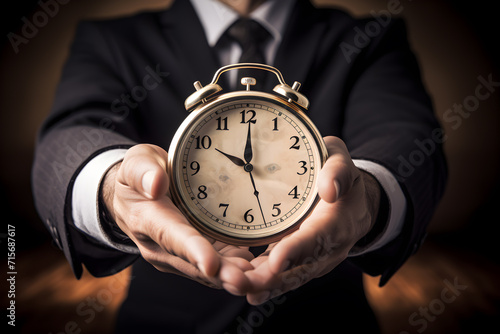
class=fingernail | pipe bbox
[334,180,341,201]
[142,171,155,197]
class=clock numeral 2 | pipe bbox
[289,136,301,150]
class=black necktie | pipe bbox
[226,19,270,256]
[225,18,271,91]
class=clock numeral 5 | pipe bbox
[272,203,282,217]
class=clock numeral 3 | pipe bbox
[297,161,307,175]
[197,185,208,199]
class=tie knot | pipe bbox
[226,18,270,51]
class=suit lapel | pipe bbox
[272,0,328,91]
[157,0,222,97]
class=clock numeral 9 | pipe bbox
[190,161,200,176]
[195,135,212,149]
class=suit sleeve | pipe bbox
[31,21,140,278]
[339,18,448,285]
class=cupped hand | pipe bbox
[241,136,382,305]
[101,144,254,291]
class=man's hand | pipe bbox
[101,144,254,291]
[242,136,382,305]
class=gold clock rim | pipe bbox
[167,91,329,246]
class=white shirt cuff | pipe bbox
[348,159,407,256]
[72,148,139,254]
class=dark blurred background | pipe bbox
[1,1,499,333]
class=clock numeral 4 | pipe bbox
[288,186,300,199]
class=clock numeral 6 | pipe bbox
[244,209,254,223]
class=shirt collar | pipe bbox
[190,0,295,47]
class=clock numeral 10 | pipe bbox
[195,135,212,149]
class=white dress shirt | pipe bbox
[72,0,406,256]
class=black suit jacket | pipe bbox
[32,0,446,332]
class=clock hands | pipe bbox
[215,121,267,226]
[215,148,245,167]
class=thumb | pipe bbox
[117,144,170,199]
[318,136,358,203]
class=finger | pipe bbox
[318,136,359,203]
[117,144,170,199]
[133,196,221,277]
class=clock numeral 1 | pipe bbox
[219,203,229,217]
[197,185,208,199]
[216,117,228,130]
[272,117,279,131]
[244,209,254,223]
[240,109,256,124]
[289,136,301,150]
[272,203,281,217]
[195,135,212,149]
[288,186,300,199]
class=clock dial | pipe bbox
[170,96,326,245]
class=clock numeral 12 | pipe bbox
[240,110,256,124]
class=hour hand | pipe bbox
[215,148,245,167]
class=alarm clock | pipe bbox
[168,63,328,246]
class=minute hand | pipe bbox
[248,171,267,226]
[244,122,253,163]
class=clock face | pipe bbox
[169,93,326,245]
